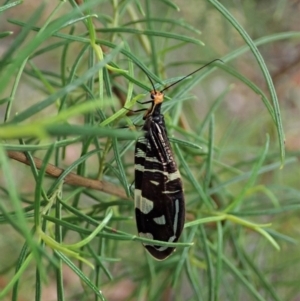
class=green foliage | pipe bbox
[0,0,299,300]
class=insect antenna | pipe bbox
[144,72,157,93]
[160,58,223,93]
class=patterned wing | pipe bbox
[134,120,185,260]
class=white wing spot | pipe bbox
[155,235,176,251]
[139,230,176,252]
[135,164,146,172]
[137,137,148,145]
[167,170,181,182]
[145,156,162,164]
[139,232,153,241]
[135,148,146,158]
[135,166,180,182]
[153,215,166,225]
[173,199,179,234]
[162,190,181,194]
[135,189,154,214]
[150,180,160,186]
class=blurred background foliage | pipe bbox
[0,0,299,300]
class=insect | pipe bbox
[134,60,221,260]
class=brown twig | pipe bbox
[7,150,129,200]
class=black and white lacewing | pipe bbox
[134,60,221,260]
[134,89,184,260]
